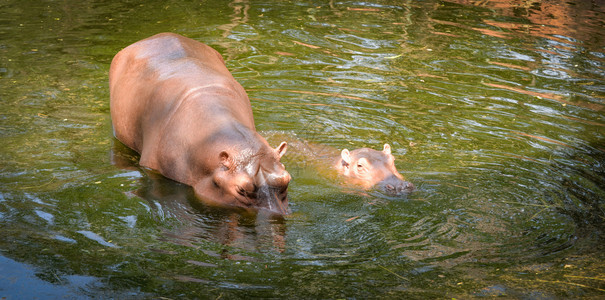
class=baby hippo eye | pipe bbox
[355,158,370,173]
[356,163,368,174]
[237,186,246,196]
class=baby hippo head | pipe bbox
[338,144,414,196]
[213,142,291,214]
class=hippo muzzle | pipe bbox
[378,175,415,196]
[257,185,289,215]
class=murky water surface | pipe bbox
[1,0,604,298]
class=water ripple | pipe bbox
[0,0,604,298]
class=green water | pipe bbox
[1,0,604,298]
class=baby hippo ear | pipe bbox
[383,143,392,155]
[275,141,288,159]
[341,149,352,166]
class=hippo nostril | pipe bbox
[379,176,415,196]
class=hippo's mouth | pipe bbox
[257,186,289,214]
[377,175,415,196]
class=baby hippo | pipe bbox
[334,144,414,196]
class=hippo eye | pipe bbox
[237,186,246,196]
[248,185,259,198]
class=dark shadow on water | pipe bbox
[551,143,605,251]
[110,139,288,254]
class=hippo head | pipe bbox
[212,141,291,214]
[338,144,414,196]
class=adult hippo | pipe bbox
[334,144,414,196]
[109,33,291,214]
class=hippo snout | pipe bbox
[378,175,415,196]
[257,185,289,215]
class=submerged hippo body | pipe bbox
[334,144,414,196]
[109,33,291,214]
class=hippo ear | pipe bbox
[383,144,391,155]
[341,149,352,166]
[275,141,288,159]
[219,151,233,169]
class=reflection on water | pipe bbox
[448,0,605,49]
[1,0,604,298]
